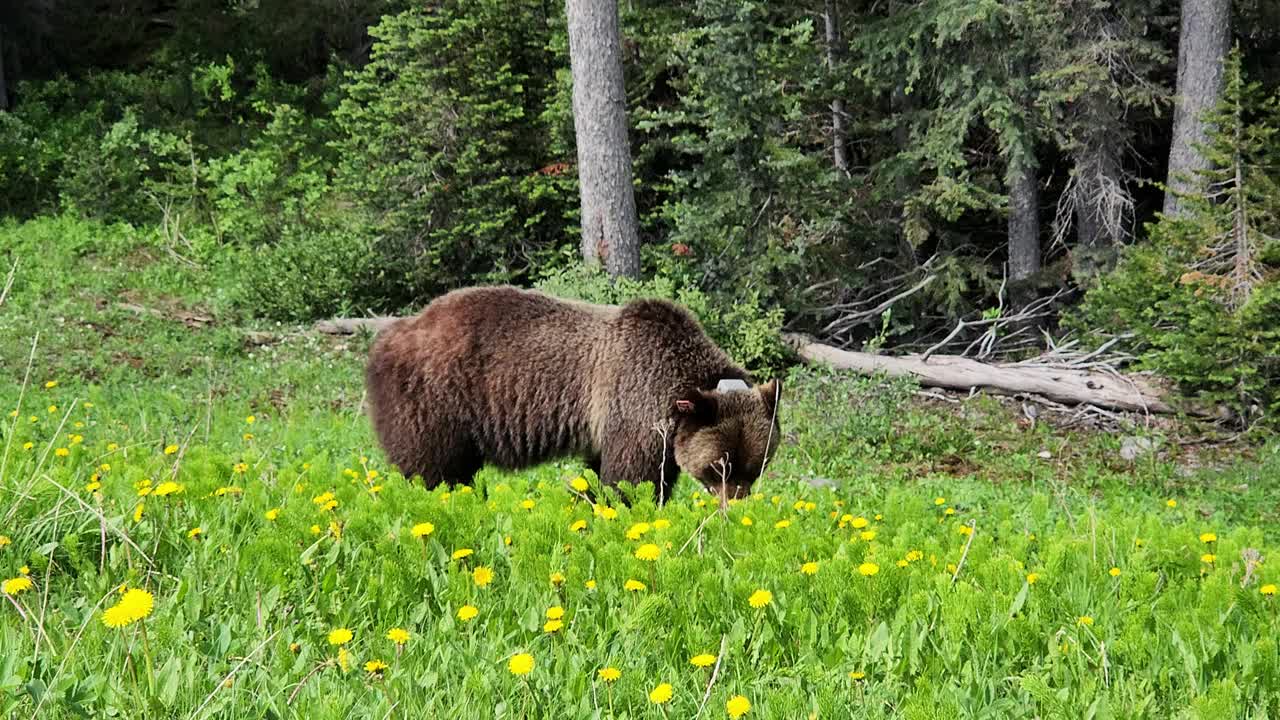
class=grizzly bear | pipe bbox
[365,286,781,502]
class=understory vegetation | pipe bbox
[2,218,1280,718]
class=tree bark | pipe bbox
[1006,155,1040,286]
[783,334,1190,415]
[823,0,848,175]
[1163,0,1231,217]
[565,0,641,278]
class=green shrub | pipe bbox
[535,264,790,377]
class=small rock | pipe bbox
[804,476,839,490]
[1119,436,1157,462]
[1037,450,1052,459]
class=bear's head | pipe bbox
[672,379,781,501]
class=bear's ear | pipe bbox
[674,389,718,425]
[758,379,781,416]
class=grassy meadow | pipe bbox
[2,216,1280,718]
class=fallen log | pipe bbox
[314,317,400,336]
[784,333,1188,415]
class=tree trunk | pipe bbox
[823,0,848,175]
[1069,136,1126,280]
[1163,0,1231,217]
[565,0,641,278]
[0,25,8,111]
[1006,155,1040,288]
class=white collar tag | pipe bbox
[716,379,750,393]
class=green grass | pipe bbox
[2,214,1280,718]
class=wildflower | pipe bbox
[1027,573,1040,585]
[289,642,301,653]
[690,653,716,667]
[726,695,751,718]
[804,501,816,512]
[774,519,791,529]
[741,517,753,526]
[411,522,435,538]
[1261,584,1277,596]
[860,530,877,541]
[543,619,564,633]
[546,606,565,620]
[896,559,908,568]
[624,579,646,592]
[957,524,972,536]
[245,415,255,424]
[69,434,83,444]
[22,443,32,451]
[364,660,388,675]
[1109,567,1121,577]
[451,548,473,560]
[1201,554,1216,564]
[328,521,343,541]
[596,505,618,520]
[635,543,661,561]
[801,562,819,576]
[571,477,589,492]
[233,463,248,474]
[748,589,772,608]
[18,567,27,575]
[626,522,652,540]
[906,550,923,562]
[944,508,956,516]
[86,480,101,492]
[265,508,280,521]
[48,405,57,414]
[874,514,883,521]
[100,463,111,471]
[585,579,597,589]
[473,566,494,587]
[934,497,946,506]
[508,653,534,675]
[164,444,178,455]
[310,525,321,535]
[54,448,69,457]
[0,536,10,549]
[649,683,673,704]
[337,646,351,672]
[133,504,144,522]
[45,380,57,389]
[1077,616,1094,627]
[457,605,479,622]
[850,517,869,529]
[569,519,587,532]
[2,577,33,595]
[387,627,410,644]
[520,499,535,511]
[327,628,353,646]
[153,481,182,497]
[859,562,880,577]
[550,571,566,586]
[598,667,621,682]
[187,527,203,539]
[1166,499,1177,508]
[849,671,866,680]
[101,588,154,629]
[653,519,671,530]
[214,487,242,497]
[1199,532,1217,544]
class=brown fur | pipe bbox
[365,286,781,501]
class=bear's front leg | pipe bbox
[599,437,679,505]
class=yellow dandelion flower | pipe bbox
[265,508,280,521]
[585,579,597,589]
[801,561,819,576]
[519,499,535,511]
[1077,616,1094,627]
[1027,573,1040,585]
[860,530,877,541]
[0,536,10,548]
[116,588,154,623]
[310,524,321,535]
[364,659,388,674]
[653,518,671,530]
[596,505,618,520]
[132,504,144,522]
[153,481,182,497]
[543,619,564,633]
[1201,554,1216,564]
[598,667,621,682]
[1261,584,1277,596]
[163,444,178,455]
[896,559,908,568]
[649,683,673,704]
[2,577,33,595]
[571,477,589,492]
[690,653,716,667]
[1166,499,1177,508]
[748,589,772,608]
[45,380,57,389]
[1199,532,1217,543]
[957,524,972,536]
[86,480,101,492]
[635,543,661,561]
[944,508,956,516]
[508,653,534,675]
[54,448,69,457]
[387,627,410,644]
[850,517,869,529]
[451,548,473,560]
[411,522,435,538]
[1109,567,1121,577]
[337,646,351,672]
[473,566,494,587]
[906,550,923,562]
[245,415,255,424]
[18,566,27,575]
[859,562,880,577]
[328,628,353,645]
[457,605,479,622]
[187,527,203,539]
[624,579,646,592]
[48,405,57,414]
[570,519,587,532]
[726,695,751,718]
[22,442,32,451]
[849,671,866,680]
[550,571,566,586]
[741,517,753,526]
[626,522,652,540]
[774,519,791,529]
[102,604,134,628]
[934,497,946,506]
[546,606,565,620]
[804,501,816,512]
